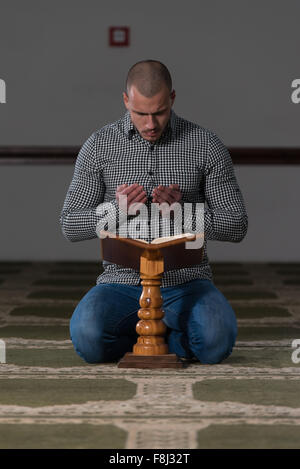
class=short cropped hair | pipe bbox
[125,60,172,97]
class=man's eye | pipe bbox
[136,112,164,116]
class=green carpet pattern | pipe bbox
[0,261,300,449]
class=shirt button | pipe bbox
[148,171,154,176]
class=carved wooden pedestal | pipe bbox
[118,248,184,369]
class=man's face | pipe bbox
[123,85,175,142]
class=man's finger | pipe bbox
[168,185,182,202]
[168,188,182,203]
[156,189,172,204]
[127,186,145,204]
[116,184,135,197]
[129,191,147,206]
[116,184,128,195]
[117,184,142,202]
[153,191,170,204]
[129,197,148,214]
[120,183,140,195]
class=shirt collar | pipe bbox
[123,108,177,140]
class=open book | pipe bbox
[99,230,203,247]
[132,232,197,244]
[99,230,204,271]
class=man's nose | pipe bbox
[146,114,157,128]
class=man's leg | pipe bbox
[162,279,238,364]
[70,283,141,363]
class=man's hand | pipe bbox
[152,184,182,217]
[116,183,147,213]
[152,184,182,205]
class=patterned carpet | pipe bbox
[0,261,300,449]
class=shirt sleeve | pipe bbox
[203,132,248,242]
[59,133,126,242]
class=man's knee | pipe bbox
[188,315,237,364]
[192,337,235,364]
[70,320,111,363]
[70,308,137,364]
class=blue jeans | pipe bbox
[70,279,237,365]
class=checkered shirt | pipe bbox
[60,109,248,287]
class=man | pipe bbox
[60,60,248,365]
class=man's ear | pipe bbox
[170,89,176,106]
[123,91,129,109]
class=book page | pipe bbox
[150,233,196,244]
[99,230,199,245]
[131,238,149,244]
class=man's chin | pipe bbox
[143,132,161,141]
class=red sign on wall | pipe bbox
[109,27,130,47]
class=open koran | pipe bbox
[131,232,196,245]
[99,231,204,271]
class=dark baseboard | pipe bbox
[0,146,300,164]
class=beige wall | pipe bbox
[1,0,300,146]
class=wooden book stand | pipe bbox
[99,232,204,369]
